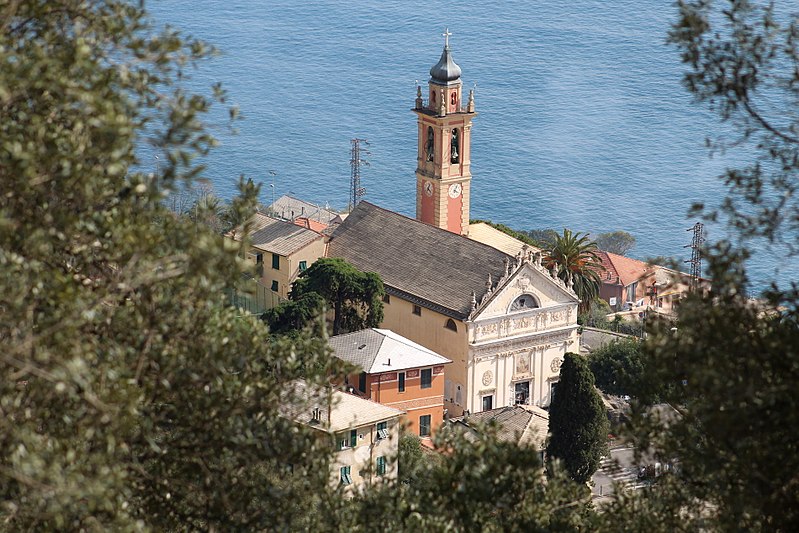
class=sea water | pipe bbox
[147,0,794,291]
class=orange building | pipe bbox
[329,328,451,441]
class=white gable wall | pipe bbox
[465,261,580,412]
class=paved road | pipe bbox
[592,445,647,497]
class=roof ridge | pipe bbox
[356,202,515,259]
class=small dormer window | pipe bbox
[510,294,540,312]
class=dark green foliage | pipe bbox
[525,228,560,249]
[605,2,799,530]
[645,255,678,268]
[544,229,604,312]
[0,2,343,530]
[547,353,609,484]
[337,426,596,532]
[595,230,636,255]
[578,298,613,328]
[263,291,326,336]
[627,285,799,530]
[589,338,644,397]
[291,257,384,335]
[397,432,441,484]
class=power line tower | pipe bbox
[684,222,705,291]
[349,138,369,211]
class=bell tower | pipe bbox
[413,29,476,235]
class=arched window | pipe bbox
[445,318,457,332]
[450,128,459,163]
[426,126,434,161]
[510,294,540,312]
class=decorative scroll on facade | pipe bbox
[472,303,575,343]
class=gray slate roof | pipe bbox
[429,43,462,84]
[329,328,451,374]
[326,202,512,319]
[448,405,549,449]
[269,194,338,225]
[234,213,322,256]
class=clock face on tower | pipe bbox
[424,181,434,197]
[448,183,463,199]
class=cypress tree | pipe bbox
[547,352,609,483]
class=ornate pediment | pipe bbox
[472,261,579,321]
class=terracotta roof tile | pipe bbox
[294,217,328,233]
[593,250,652,287]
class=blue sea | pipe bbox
[148,0,794,292]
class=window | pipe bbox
[515,381,530,405]
[550,382,559,402]
[450,127,459,163]
[376,421,389,440]
[338,429,358,450]
[419,415,431,437]
[445,318,457,332]
[270,280,279,292]
[299,260,307,272]
[255,253,263,264]
[272,253,280,270]
[382,294,390,304]
[627,282,638,303]
[421,368,432,389]
[376,456,386,476]
[482,395,493,412]
[412,304,422,316]
[358,372,367,393]
[510,294,540,312]
[340,466,352,485]
[398,372,405,393]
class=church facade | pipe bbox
[325,34,580,416]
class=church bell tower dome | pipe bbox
[429,36,462,84]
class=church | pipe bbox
[325,33,580,417]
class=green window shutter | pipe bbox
[350,429,357,448]
[377,456,386,476]
[270,280,279,292]
[299,260,307,271]
[272,253,280,269]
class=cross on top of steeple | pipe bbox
[442,28,452,48]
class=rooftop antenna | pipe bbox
[268,170,277,211]
[684,222,705,291]
[349,138,370,211]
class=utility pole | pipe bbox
[684,222,705,291]
[349,139,369,211]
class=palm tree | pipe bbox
[544,229,604,312]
